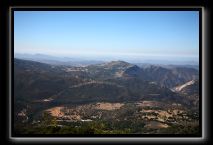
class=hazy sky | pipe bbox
[14,11,199,62]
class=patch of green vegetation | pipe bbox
[14,110,200,135]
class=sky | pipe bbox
[14,11,199,63]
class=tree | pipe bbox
[40,112,57,127]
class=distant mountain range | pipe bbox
[14,53,105,66]
[14,53,199,66]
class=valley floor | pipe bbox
[14,100,199,135]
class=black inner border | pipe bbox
[11,7,202,138]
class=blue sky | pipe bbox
[14,11,199,62]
